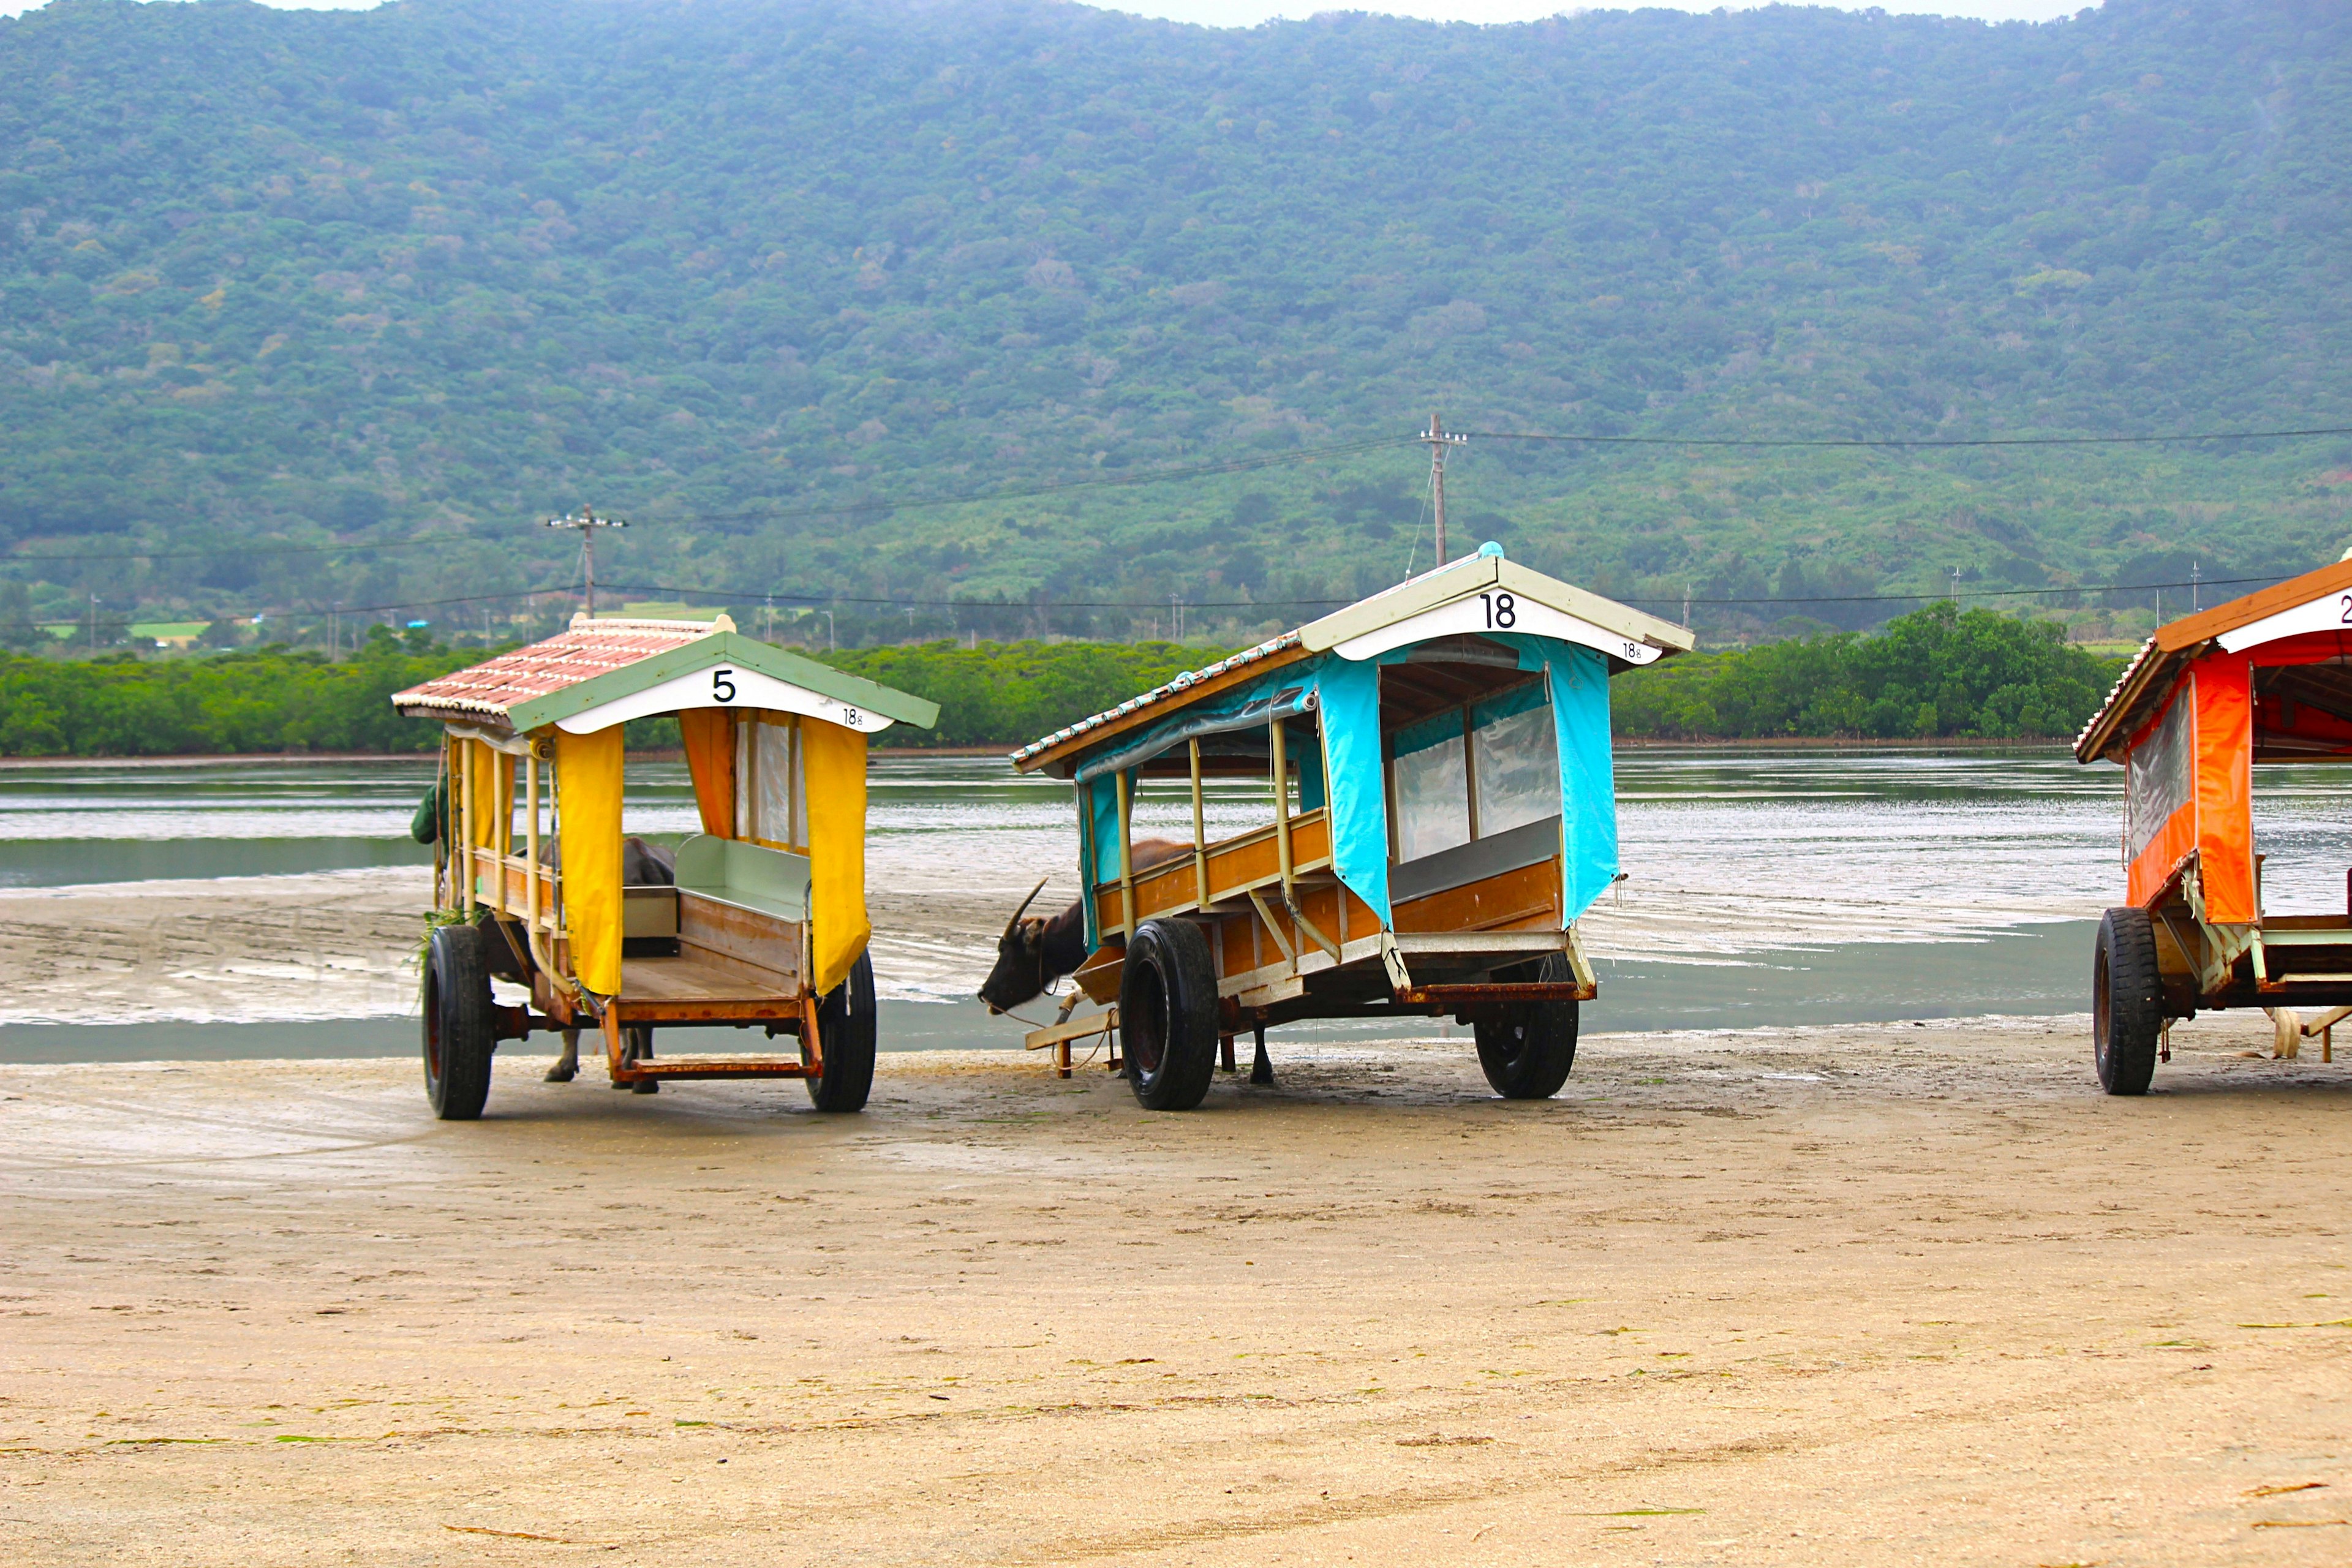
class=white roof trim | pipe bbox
[1298,546,1692,658]
[553,657,897,736]
[2216,586,2352,654]
[1331,586,1665,665]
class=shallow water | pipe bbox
[4,747,2350,1056]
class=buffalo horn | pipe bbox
[1003,875,1050,940]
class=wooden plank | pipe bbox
[1099,810,1332,929]
[1023,1008,1117,1050]
[619,954,782,1005]
[678,892,802,983]
[1393,858,1562,935]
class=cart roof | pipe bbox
[391,614,939,737]
[1008,544,1691,774]
[2075,555,2352,763]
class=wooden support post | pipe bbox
[1251,1026,1273,1085]
[526,750,540,935]
[1117,767,1136,943]
[1219,1034,1235,1072]
[1271,716,1292,901]
[434,736,451,911]
[459,737,477,918]
[489,747,508,919]
[2327,1022,2335,1064]
[1190,737,1210,910]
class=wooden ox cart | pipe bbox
[1004,543,1692,1109]
[2076,555,2352,1091]
[391,614,937,1118]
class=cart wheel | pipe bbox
[808,951,878,1113]
[422,922,496,1120]
[1474,953,1580,1100]
[1119,919,1219,1111]
[2094,906,2163,1096]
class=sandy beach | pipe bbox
[4,1011,2348,1565]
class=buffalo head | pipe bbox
[977,876,1054,1014]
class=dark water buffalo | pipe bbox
[534,835,677,886]
[977,839,1191,1014]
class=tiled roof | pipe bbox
[2073,635,2159,762]
[1006,631,1303,767]
[393,616,724,726]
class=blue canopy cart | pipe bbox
[1008,545,1691,1109]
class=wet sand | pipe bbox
[4,1011,2349,1565]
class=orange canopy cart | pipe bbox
[391,614,937,1119]
[2075,557,2352,1092]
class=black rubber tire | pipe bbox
[1119,919,1221,1111]
[1473,952,1580,1100]
[2094,905,2163,1096]
[807,951,878,1112]
[422,922,497,1120]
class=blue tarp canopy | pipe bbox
[1072,635,1618,949]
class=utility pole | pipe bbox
[1171,592,1183,641]
[1421,412,1468,569]
[87,592,96,655]
[823,609,836,653]
[544,508,628,620]
[2191,559,2201,613]
[1681,583,1692,628]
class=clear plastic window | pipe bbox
[2125,692,2191,863]
[1392,733,1471,862]
[1472,701,1559,837]
[733,716,804,847]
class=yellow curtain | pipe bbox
[556,726,626,997]
[679,708,734,837]
[802,718,869,996]
[464,738,511,851]
[459,739,512,905]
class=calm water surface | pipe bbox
[6,747,2350,1058]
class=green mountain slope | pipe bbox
[1,0,2346,644]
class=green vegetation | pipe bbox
[827,641,1220,749]
[0,0,2345,647]
[0,608,2119,755]
[1613,603,2125,741]
[0,627,466,756]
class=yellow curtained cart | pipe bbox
[391,614,938,1118]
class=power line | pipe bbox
[654,436,1419,526]
[12,421,2340,570]
[1462,424,2352,449]
[5,537,445,566]
[0,568,2302,641]
[598,570,2291,614]
[0,438,1411,567]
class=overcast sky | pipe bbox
[0,0,2095,26]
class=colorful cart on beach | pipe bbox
[391,614,938,1119]
[990,543,1692,1109]
[2075,555,2352,1092]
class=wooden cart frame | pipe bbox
[1010,544,1692,1106]
[2076,556,2352,1091]
[392,614,937,1118]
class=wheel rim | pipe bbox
[2093,944,2113,1073]
[1128,959,1167,1078]
[423,965,445,1085]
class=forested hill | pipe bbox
[1,0,2346,646]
